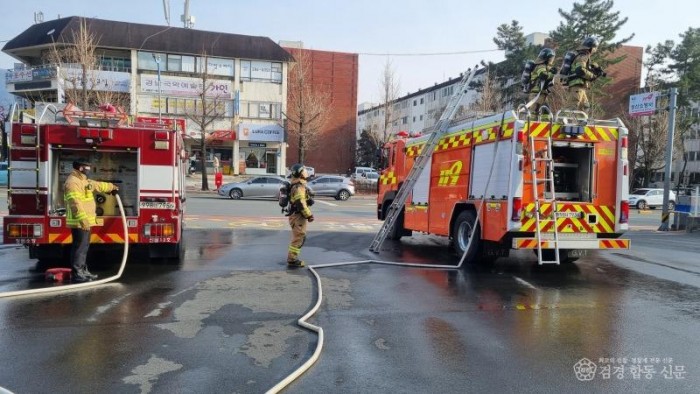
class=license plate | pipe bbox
[556,212,583,218]
[139,202,176,209]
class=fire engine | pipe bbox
[377,110,631,264]
[3,104,188,262]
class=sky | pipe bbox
[1,0,698,106]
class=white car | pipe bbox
[629,188,676,210]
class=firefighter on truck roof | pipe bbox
[286,163,314,268]
[567,37,607,111]
[64,160,119,282]
[528,48,558,116]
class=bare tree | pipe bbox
[470,69,504,115]
[46,19,130,110]
[185,54,228,191]
[379,58,400,142]
[284,48,332,164]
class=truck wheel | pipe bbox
[452,210,481,264]
[229,189,243,199]
[387,208,405,241]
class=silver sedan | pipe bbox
[218,176,287,199]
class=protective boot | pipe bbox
[287,260,306,268]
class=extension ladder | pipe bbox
[369,66,479,253]
[528,116,561,264]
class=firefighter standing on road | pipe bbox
[528,48,557,115]
[567,37,606,111]
[287,163,314,268]
[64,160,118,282]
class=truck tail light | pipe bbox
[144,223,174,237]
[517,130,525,144]
[511,197,522,221]
[620,201,629,224]
[620,136,628,160]
[7,223,43,238]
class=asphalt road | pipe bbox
[0,194,699,393]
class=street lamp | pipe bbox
[153,54,162,123]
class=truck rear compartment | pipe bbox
[547,143,595,202]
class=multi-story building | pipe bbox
[3,16,293,176]
[281,43,358,174]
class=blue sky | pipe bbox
[1,0,697,104]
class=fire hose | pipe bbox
[267,113,509,393]
[0,194,129,299]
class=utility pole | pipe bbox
[153,54,162,123]
[658,87,678,231]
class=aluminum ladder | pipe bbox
[6,104,43,211]
[528,115,561,264]
[369,66,479,253]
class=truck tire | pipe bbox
[452,210,481,264]
[387,208,405,241]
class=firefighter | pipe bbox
[528,48,557,116]
[567,37,606,111]
[286,163,314,267]
[64,160,119,282]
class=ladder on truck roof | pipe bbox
[369,66,479,253]
[526,108,561,264]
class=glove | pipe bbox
[307,215,315,223]
[111,189,119,196]
[80,218,91,231]
[307,197,315,207]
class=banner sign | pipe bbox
[629,92,658,117]
[140,75,232,98]
[238,122,284,142]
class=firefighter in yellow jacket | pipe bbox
[528,48,557,116]
[64,160,118,282]
[287,164,314,267]
[567,37,606,111]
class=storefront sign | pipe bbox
[207,130,236,141]
[135,116,187,132]
[140,75,232,98]
[60,68,131,92]
[249,142,267,147]
[238,123,284,142]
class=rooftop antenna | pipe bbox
[162,0,171,26]
[181,0,195,29]
[34,11,44,24]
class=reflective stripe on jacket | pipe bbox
[64,170,115,228]
[568,51,596,88]
[289,179,312,219]
[530,63,556,93]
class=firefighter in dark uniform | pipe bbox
[528,48,557,116]
[287,164,314,267]
[567,37,606,111]
[64,160,118,282]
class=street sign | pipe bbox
[629,92,659,117]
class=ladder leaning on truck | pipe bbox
[375,107,631,265]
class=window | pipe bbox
[167,54,182,71]
[240,60,282,83]
[252,177,267,184]
[413,100,417,106]
[413,116,416,122]
[402,116,408,125]
[137,51,160,70]
[240,101,281,119]
[420,98,424,104]
[420,115,423,121]
[181,56,195,72]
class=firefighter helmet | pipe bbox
[290,163,309,179]
[72,160,90,170]
[537,48,556,61]
[580,37,599,50]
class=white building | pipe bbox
[2,16,293,176]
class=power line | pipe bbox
[358,48,502,56]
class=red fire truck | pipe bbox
[377,110,631,264]
[3,105,188,262]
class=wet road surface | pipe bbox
[0,226,699,393]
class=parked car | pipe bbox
[351,166,377,180]
[218,176,286,199]
[0,162,7,186]
[629,188,676,210]
[357,171,379,185]
[307,175,355,201]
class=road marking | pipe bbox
[316,200,338,207]
[513,276,538,290]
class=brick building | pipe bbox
[282,45,358,174]
[600,45,644,117]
